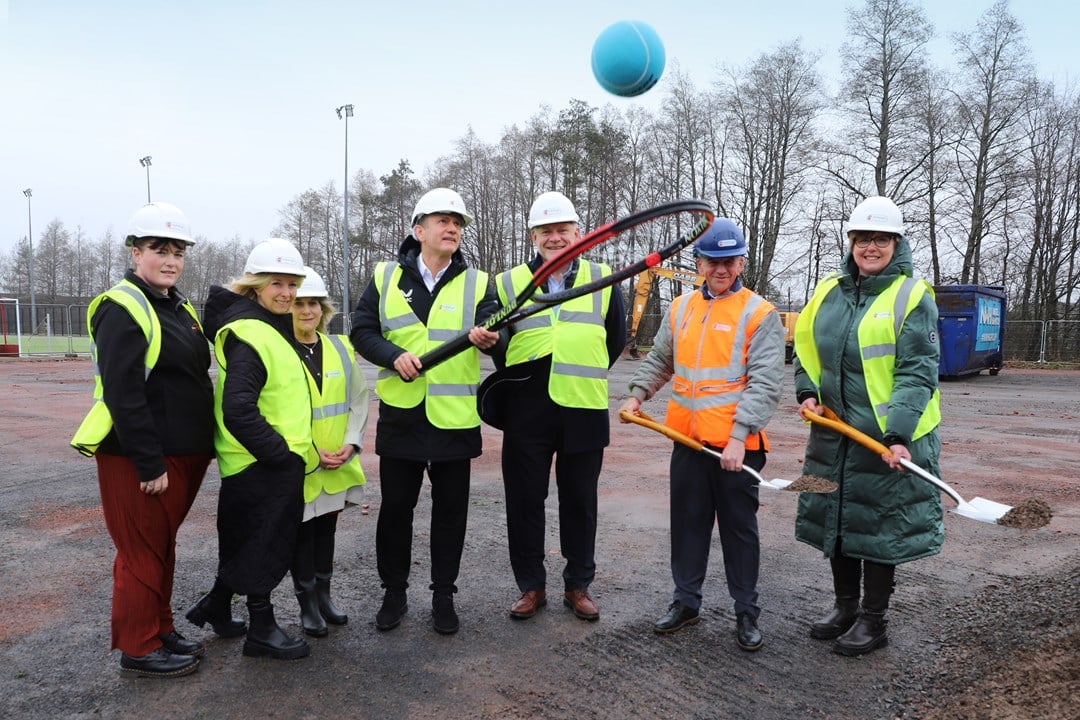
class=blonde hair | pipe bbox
[228,272,274,301]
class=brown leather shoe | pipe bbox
[563,589,599,621]
[509,590,547,619]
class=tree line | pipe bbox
[3,0,1078,334]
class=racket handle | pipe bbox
[404,331,473,382]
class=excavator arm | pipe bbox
[626,266,704,358]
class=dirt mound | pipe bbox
[785,474,837,493]
[997,498,1053,529]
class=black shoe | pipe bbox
[294,579,329,638]
[185,592,247,638]
[833,613,888,656]
[375,590,408,631]
[654,601,700,634]
[810,600,859,640]
[432,593,459,635]
[736,612,764,651]
[120,647,200,678]
[315,575,348,625]
[158,630,205,657]
[244,599,310,660]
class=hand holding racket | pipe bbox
[410,199,715,377]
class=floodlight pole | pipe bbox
[335,104,354,332]
[22,188,36,333]
[139,156,153,202]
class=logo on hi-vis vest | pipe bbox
[402,288,413,304]
[439,304,458,312]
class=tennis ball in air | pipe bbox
[591,20,666,97]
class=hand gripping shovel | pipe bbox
[619,410,835,493]
[800,407,1012,523]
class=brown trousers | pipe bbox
[96,454,209,656]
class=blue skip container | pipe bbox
[934,285,1006,377]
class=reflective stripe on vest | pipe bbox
[70,280,201,456]
[303,332,365,503]
[496,260,612,409]
[373,261,484,429]
[213,318,316,477]
[795,274,941,440]
[664,288,772,451]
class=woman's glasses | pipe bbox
[852,233,896,248]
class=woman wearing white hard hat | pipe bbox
[71,201,212,678]
[186,238,318,661]
[794,196,943,657]
[288,266,369,637]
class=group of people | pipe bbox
[76,187,945,679]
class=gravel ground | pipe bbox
[0,357,1076,719]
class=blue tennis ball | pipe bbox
[591,20,666,98]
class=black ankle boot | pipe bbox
[810,599,859,640]
[315,574,348,625]
[243,598,310,660]
[185,586,247,638]
[833,612,888,656]
[294,579,328,637]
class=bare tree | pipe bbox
[950,0,1035,284]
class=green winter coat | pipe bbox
[793,237,944,565]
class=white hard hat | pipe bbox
[296,266,329,298]
[411,187,473,227]
[528,191,579,229]
[125,201,194,247]
[847,196,904,236]
[243,238,305,276]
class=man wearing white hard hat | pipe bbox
[350,187,503,636]
[481,191,625,624]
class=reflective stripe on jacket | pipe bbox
[304,333,365,502]
[795,274,941,440]
[71,279,201,456]
[213,318,315,477]
[497,260,612,409]
[665,288,774,450]
[373,261,484,429]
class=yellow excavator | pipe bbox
[625,266,799,362]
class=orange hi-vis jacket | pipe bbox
[665,288,775,451]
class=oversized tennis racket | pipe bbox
[410,199,714,376]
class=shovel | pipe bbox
[800,406,1012,524]
[619,409,834,493]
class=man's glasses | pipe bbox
[852,233,896,248]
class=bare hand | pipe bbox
[722,437,746,472]
[618,397,642,421]
[393,352,422,381]
[468,326,500,350]
[884,443,911,469]
[141,472,168,495]
[799,398,822,418]
[321,444,356,470]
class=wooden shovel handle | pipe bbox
[801,406,891,457]
[619,409,707,453]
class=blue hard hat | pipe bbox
[693,218,747,258]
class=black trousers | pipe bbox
[503,430,602,593]
[375,456,470,595]
[669,443,764,618]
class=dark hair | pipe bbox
[132,237,188,252]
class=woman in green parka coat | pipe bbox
[793,196,943,657]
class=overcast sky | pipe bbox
[1,1,1073,258]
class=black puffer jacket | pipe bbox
[202,285,305,466]
[350,236,504,462]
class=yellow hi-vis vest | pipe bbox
[71,279,202,456]
[303,333,366,503]
[373,261,485,429]
[496,260,612,409]
[795,273,941,440]
[213,318,317,478]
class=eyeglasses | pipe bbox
[852,233,896,248]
